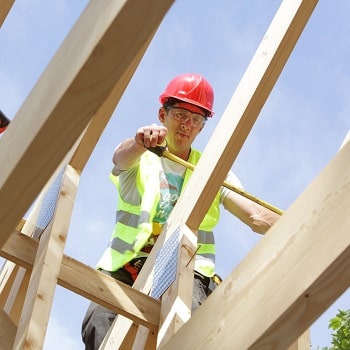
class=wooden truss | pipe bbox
[0,0,349,349]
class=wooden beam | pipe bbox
[161,141,350,349]
[14,165,79,348]
[156,225,197,347]
[0,262,19,309]
[101,315,136,349]
[0,202,46,325]
[287,330,310,350]
[339,130,350,149]
[0,131,85,325]
[0,0,14,27]
[0,216,39,325]
[0,0,174,249]
[68,44,152,173]
[132,326,157,350]
[179,0,319,231]
[5,268,30,325]
[0,233,37,270]
[60,256,160,332]
[0,308,16,350]
[0,231,160,330]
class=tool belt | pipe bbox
[123,257,147,282]
[212,274,222,285]
[152,221,163,235]
[122,259,223,286]
[122,225,162,281]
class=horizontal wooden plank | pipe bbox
[1,231,160,330]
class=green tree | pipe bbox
[314,309,350,350]
[328,309,350,349]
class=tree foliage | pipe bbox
[315,309,350,350]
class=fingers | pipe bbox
[136,124,167,148]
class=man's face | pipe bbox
[159,103,206,155]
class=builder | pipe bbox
[81,73,280,349]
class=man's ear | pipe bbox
[158,107,166,123]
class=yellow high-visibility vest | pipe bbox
[97,149,220,277]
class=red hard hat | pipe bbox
[159,73,214,117]
[0,110,10,134]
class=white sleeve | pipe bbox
[220,170,244,203]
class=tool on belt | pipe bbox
[123,257,147,282]
[147,143,284,215]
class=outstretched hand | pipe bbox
[135,124,167,149]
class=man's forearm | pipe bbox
[113,138,146,170]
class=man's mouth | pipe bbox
[177,131,189,138]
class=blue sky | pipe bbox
[1,1,349,349]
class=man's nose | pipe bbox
[181,117,193,127]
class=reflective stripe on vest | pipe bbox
[195,229,216,276]
[97,149,220,276]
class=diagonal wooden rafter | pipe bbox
[161,138,350,350]
[0,0,175,249]
[0,0,14,27]
[157,0,320,346]
[1,1,174,346]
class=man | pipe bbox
[81,73,280,349]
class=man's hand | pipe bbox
[135,124,167,149]
[113,124,168,171]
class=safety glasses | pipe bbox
[167,107,206,127]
